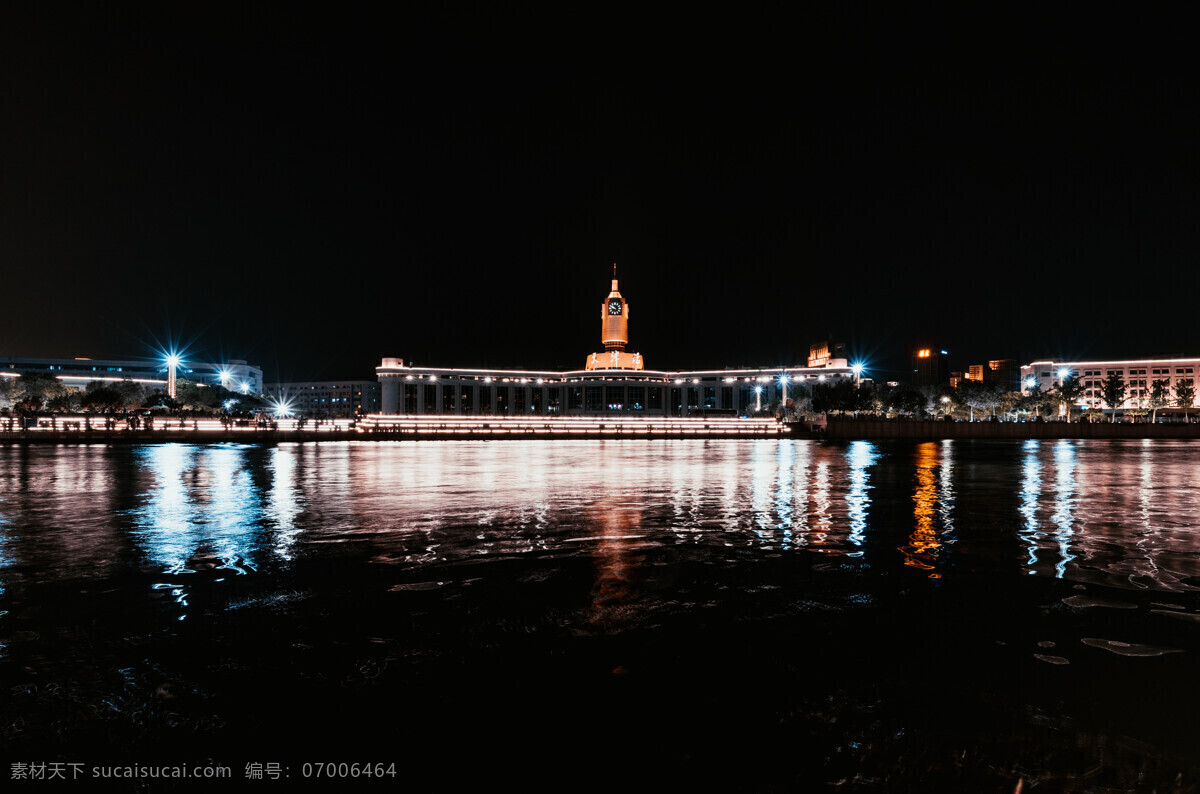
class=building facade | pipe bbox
[264,381,381,417]
[1021,357,1199,411]
[378,275,855,417]
[0,355,263,395]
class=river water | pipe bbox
[1,439,1198,791]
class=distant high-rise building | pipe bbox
[986,359,1019,391]
[912,347,950,387]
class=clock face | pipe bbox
[608,299,622,315]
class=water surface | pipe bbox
[1,439,1198,791]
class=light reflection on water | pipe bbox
[1051,440,1078,579]
[3,437,1200,784]
[844,440,877,553]
[0,439,1197,593]
[129,444,265,575]
[899,441,956,575]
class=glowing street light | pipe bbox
[240,382,251,395]
[217,369,231,387]
[165,353,181,399]
[755,384,763,412]
[778,374,789,416]
[851,362,864,388]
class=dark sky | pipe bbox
[3,5,1199,383]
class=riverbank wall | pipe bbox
[801,419,1200,440]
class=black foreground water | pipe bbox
[1,439,1199,792]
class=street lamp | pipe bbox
[851,362,864,388]
[755,385,763,413]
[778,374,789,417]
[165,353,180,399]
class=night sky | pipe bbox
[3,5,1199,383]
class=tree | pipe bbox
[47,389,81,413]
[1000,390,1024,421]
[1099,372,1127,423]
[1176,379,1196,421]
[1022,381,1050,418]
[1053,374,1085,421]
[176,379,222,413]
[958,379,1003,421]
[811,380,869,415]
[920,385,955,418]
[82,385,127,413]
[887,387,926,417]
[1148,378,1171,423]
[113,380,150,410]
[11,372,66,413]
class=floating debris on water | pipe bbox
[1062,595,1136,609]
[1150,609,1200,622]
[1034,654,1070,665]
[1080,638,1183,657]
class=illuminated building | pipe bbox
[1021,357,1200,411]
[378,273,855,416]
[0,355,263,395]
[264,381,381,417]
[585,266,643,371]
[807,340,847,368]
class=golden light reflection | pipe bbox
[588,505,645,630]
[901,442,942,575]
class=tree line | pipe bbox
[0,372,258,415]
[781,373,1196,422]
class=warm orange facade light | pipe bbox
[586,265,644,371]
[918,349,931,358]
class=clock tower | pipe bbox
[586,265,644,371]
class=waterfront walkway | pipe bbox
[0,415,790,443]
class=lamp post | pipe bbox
[165,354,180,400]
[778,374,789,419]
[755,385,763,413]
[851,362,864,389]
